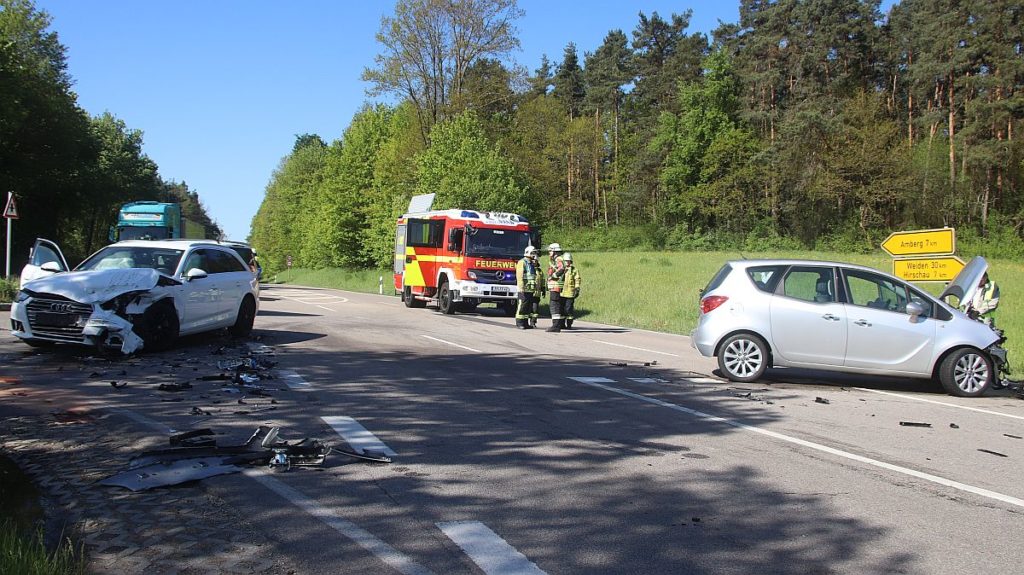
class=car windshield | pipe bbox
[465,228,532,258]
[76,246,184,275]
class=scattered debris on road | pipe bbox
[899,421,932,428]
[100,425,387,491]
[950,423,960,429]
[1003,434,1022,440]
[814,397,830,404]
[977,449,1008,458]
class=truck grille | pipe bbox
[470,269,516,285]
[25,296,93,342]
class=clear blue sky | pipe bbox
[34,1,892,241]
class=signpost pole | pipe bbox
[4,192,12,279]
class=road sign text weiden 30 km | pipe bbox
[881,228,955,257]
[892,256,965,282]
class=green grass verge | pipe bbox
[0,454,84,575]
[270,250,1024,373]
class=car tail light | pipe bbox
[701,295,728,314]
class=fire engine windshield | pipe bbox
[465,228,532,258]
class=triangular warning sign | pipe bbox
[3,194,18,219]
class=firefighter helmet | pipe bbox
[562,252,572,262]
[547,243,562,252]
[524,246,538,256]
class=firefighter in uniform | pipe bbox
[515,246,542,329]
[561,252,581,329]
[963,272,1000,325]
[546,243,567,332]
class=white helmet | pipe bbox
[562,252,572,262]
[524,246,538,256]
[547,243,562,252]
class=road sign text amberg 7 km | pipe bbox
[881,228,955,257]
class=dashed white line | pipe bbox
[590,339,679,357]
[277,370,310,388]
[857,388,1024,421]
[421,335,481,353]
[322,416,397,456]
[570,377,1024,510]
[245,469,434,575]
[437,521,547,575]
[628,378,668,384]
[685,377,722,385]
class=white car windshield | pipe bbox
[76,246,184,275]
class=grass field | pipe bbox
[271,250,1024,373]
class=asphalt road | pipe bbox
[3,283,1023,574]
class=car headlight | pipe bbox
[467,271,477,280]
[16,290,31,303]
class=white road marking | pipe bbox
[244,469,434,575]
[628,378,667,384]
[421,335,481,353]
[316,305,337,312]
[590,339,680,357]
[296,295,350,303]
[322,416,398,456]
[437,521,547,575]
[277,370,310,388]
[685,377,722,385]
[857,388,1024,421]
[570,377,616,384]
[570,378,1024,510]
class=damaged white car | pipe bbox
[11,239,260,354]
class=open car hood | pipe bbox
[938,256,988,306]
[20,268,168,304]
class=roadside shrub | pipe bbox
[958,216,1024,260]
[0,277,17,302]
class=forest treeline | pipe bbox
[252,0,1023,275]
[0,0,221,266]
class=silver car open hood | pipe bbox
[19,268,164,304]
[939,256,988,306]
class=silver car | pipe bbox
[691,257,1006,397]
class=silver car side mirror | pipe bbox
[905,301,925,318]
[185,268,208,281]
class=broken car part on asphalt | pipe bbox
[100,425,387,491]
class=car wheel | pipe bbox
[438,281,455,315]
[403,286,425,308]
[140,300,179,351]
[229,296,257,337]
[718,333,769,383]
[939,348,992,397]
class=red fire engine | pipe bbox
[394,194,538,315]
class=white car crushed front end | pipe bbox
[11,268,180,354]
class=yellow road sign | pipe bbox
[893,256,965,282]
[881,228,955,256]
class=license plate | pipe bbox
[491,286,509,293]
[35,312,78,327]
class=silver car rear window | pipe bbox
[703,264,733,294]
[746,265,786,293]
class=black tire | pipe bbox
[437,281,455,315]
[139,300,179,351]
[229,296,257,337]
[403,286,425,308]
[717,333,769,383]
[938,347,992,397]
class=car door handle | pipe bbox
[854,319,871,327]
[822,314,840,321]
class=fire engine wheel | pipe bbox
[403,286,425,308]
[438,281,456,315]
